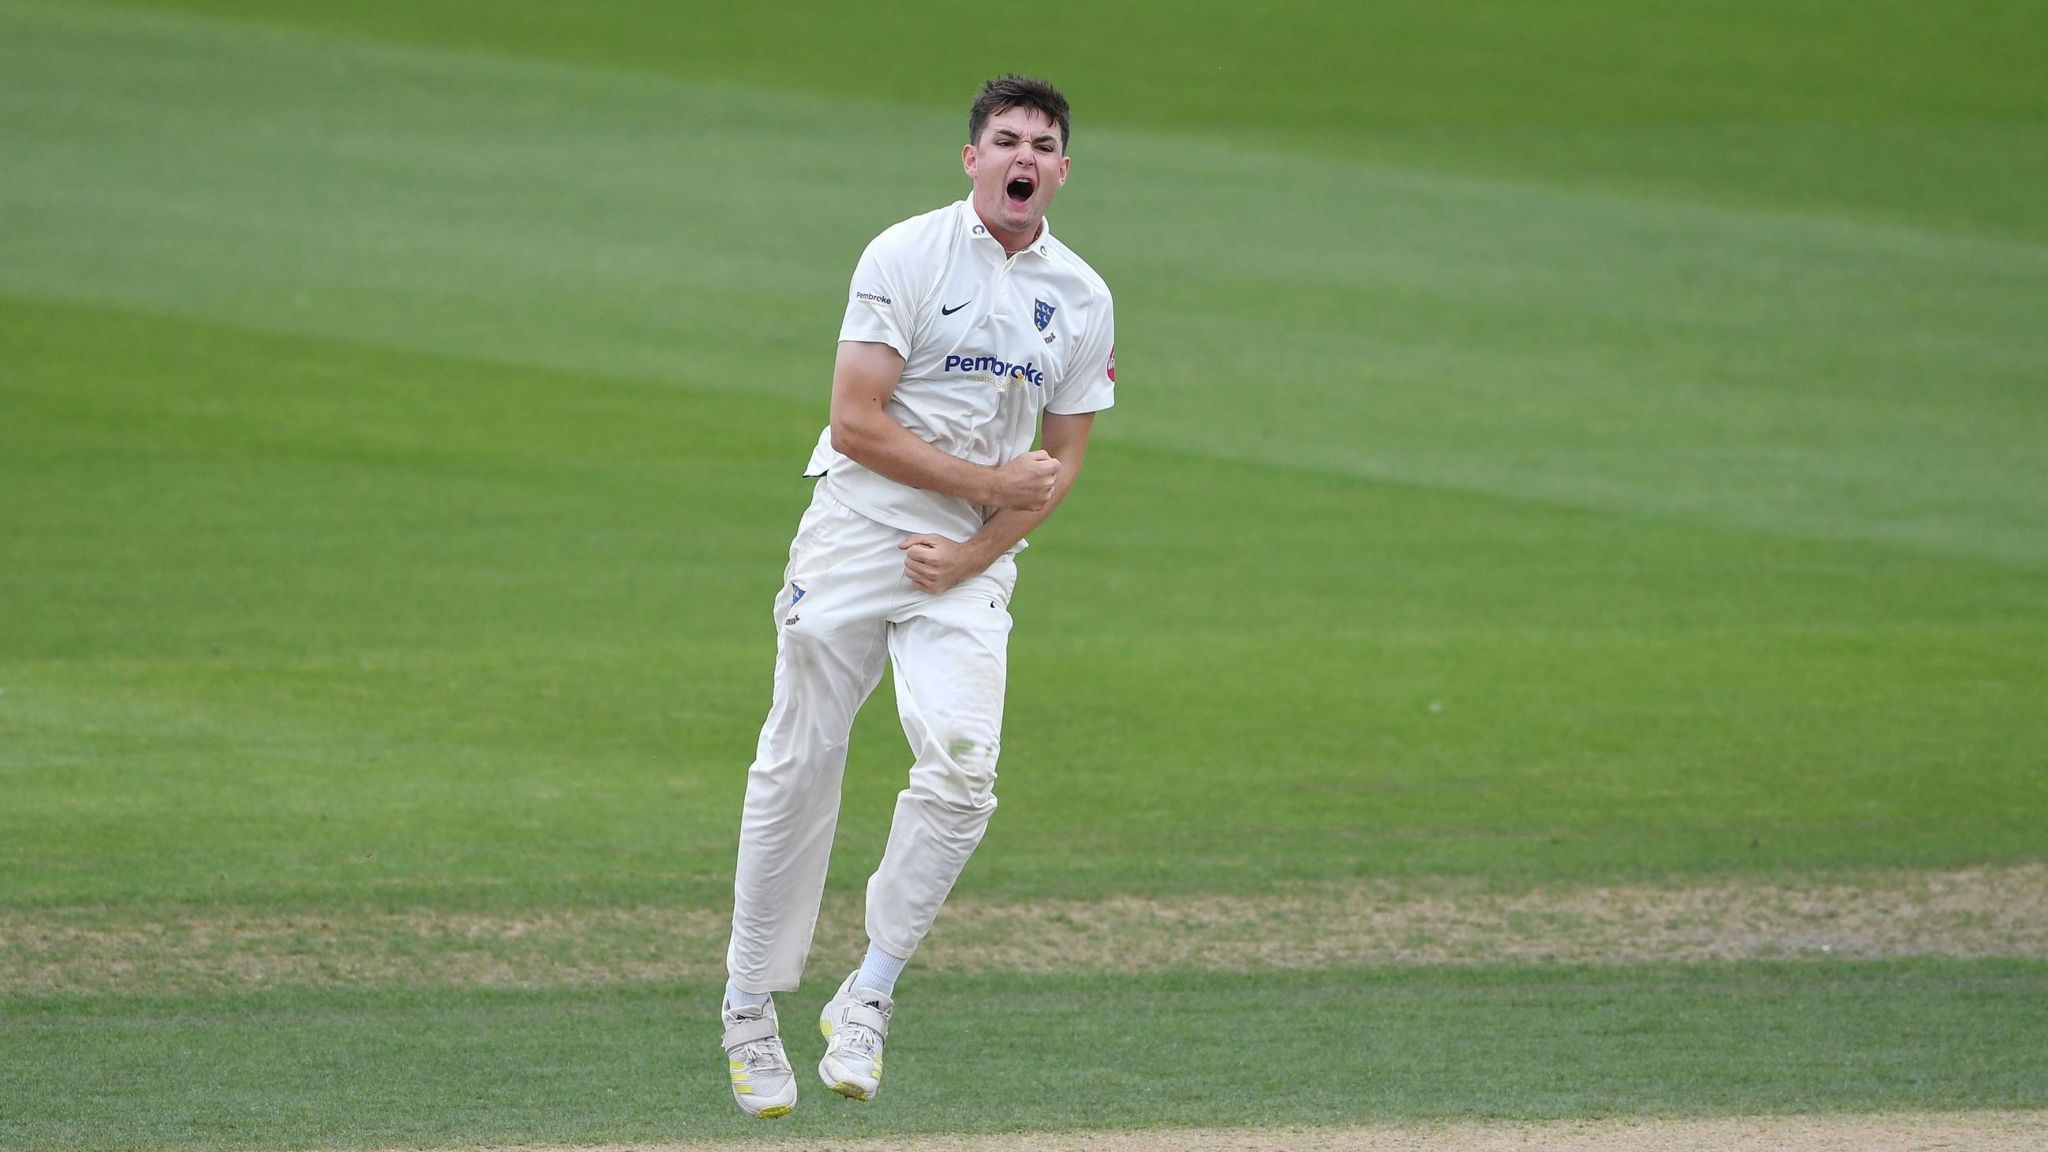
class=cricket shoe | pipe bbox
[817,971,892,1101]
[721,997,796,1118]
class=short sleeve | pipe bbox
[838,232,917,359]
[1048,291,1115,415]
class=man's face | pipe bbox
[963,105,1069,245]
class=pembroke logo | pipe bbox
[1033,299,1056,331]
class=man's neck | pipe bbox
[973,205,1042,255]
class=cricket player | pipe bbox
[719,75,1115,1117]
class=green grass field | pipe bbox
[3,0,2046,1147]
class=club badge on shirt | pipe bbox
[1034,299,1056,331]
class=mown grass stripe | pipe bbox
[4,963,2043,1147]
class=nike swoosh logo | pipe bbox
[941,301,971,316]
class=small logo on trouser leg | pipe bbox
[786,582,807,625]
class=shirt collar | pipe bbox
[958,198,1054,259]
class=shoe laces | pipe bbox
[835,994,889,1057]
[733,1038,790,1074]
[837,1020,884,1058]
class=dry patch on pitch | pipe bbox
[6,864,2043,995]
[921,863,2048,975]
[403,1111,2048,1151]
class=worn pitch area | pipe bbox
[6,865,2043,995]
[406,1112,2048,1151]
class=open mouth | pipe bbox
[1005,177,1035,204]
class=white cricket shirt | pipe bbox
[804,198,1117,543]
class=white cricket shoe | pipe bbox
[721,997,796,1118]
[817,970,892,1101]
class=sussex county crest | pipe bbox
[1034,299,1056,331]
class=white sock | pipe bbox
[725,981,770,1011]
[854,941,907,997]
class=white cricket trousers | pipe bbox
[726,483,1017,994]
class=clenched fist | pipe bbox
[988,450,1060,511]
[900,534,986,595]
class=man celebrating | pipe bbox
[718,75,1115,1118]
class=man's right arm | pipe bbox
[829,340,1058,512]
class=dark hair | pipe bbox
[968,75,1071,149]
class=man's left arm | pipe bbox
[899,411,1095,595]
